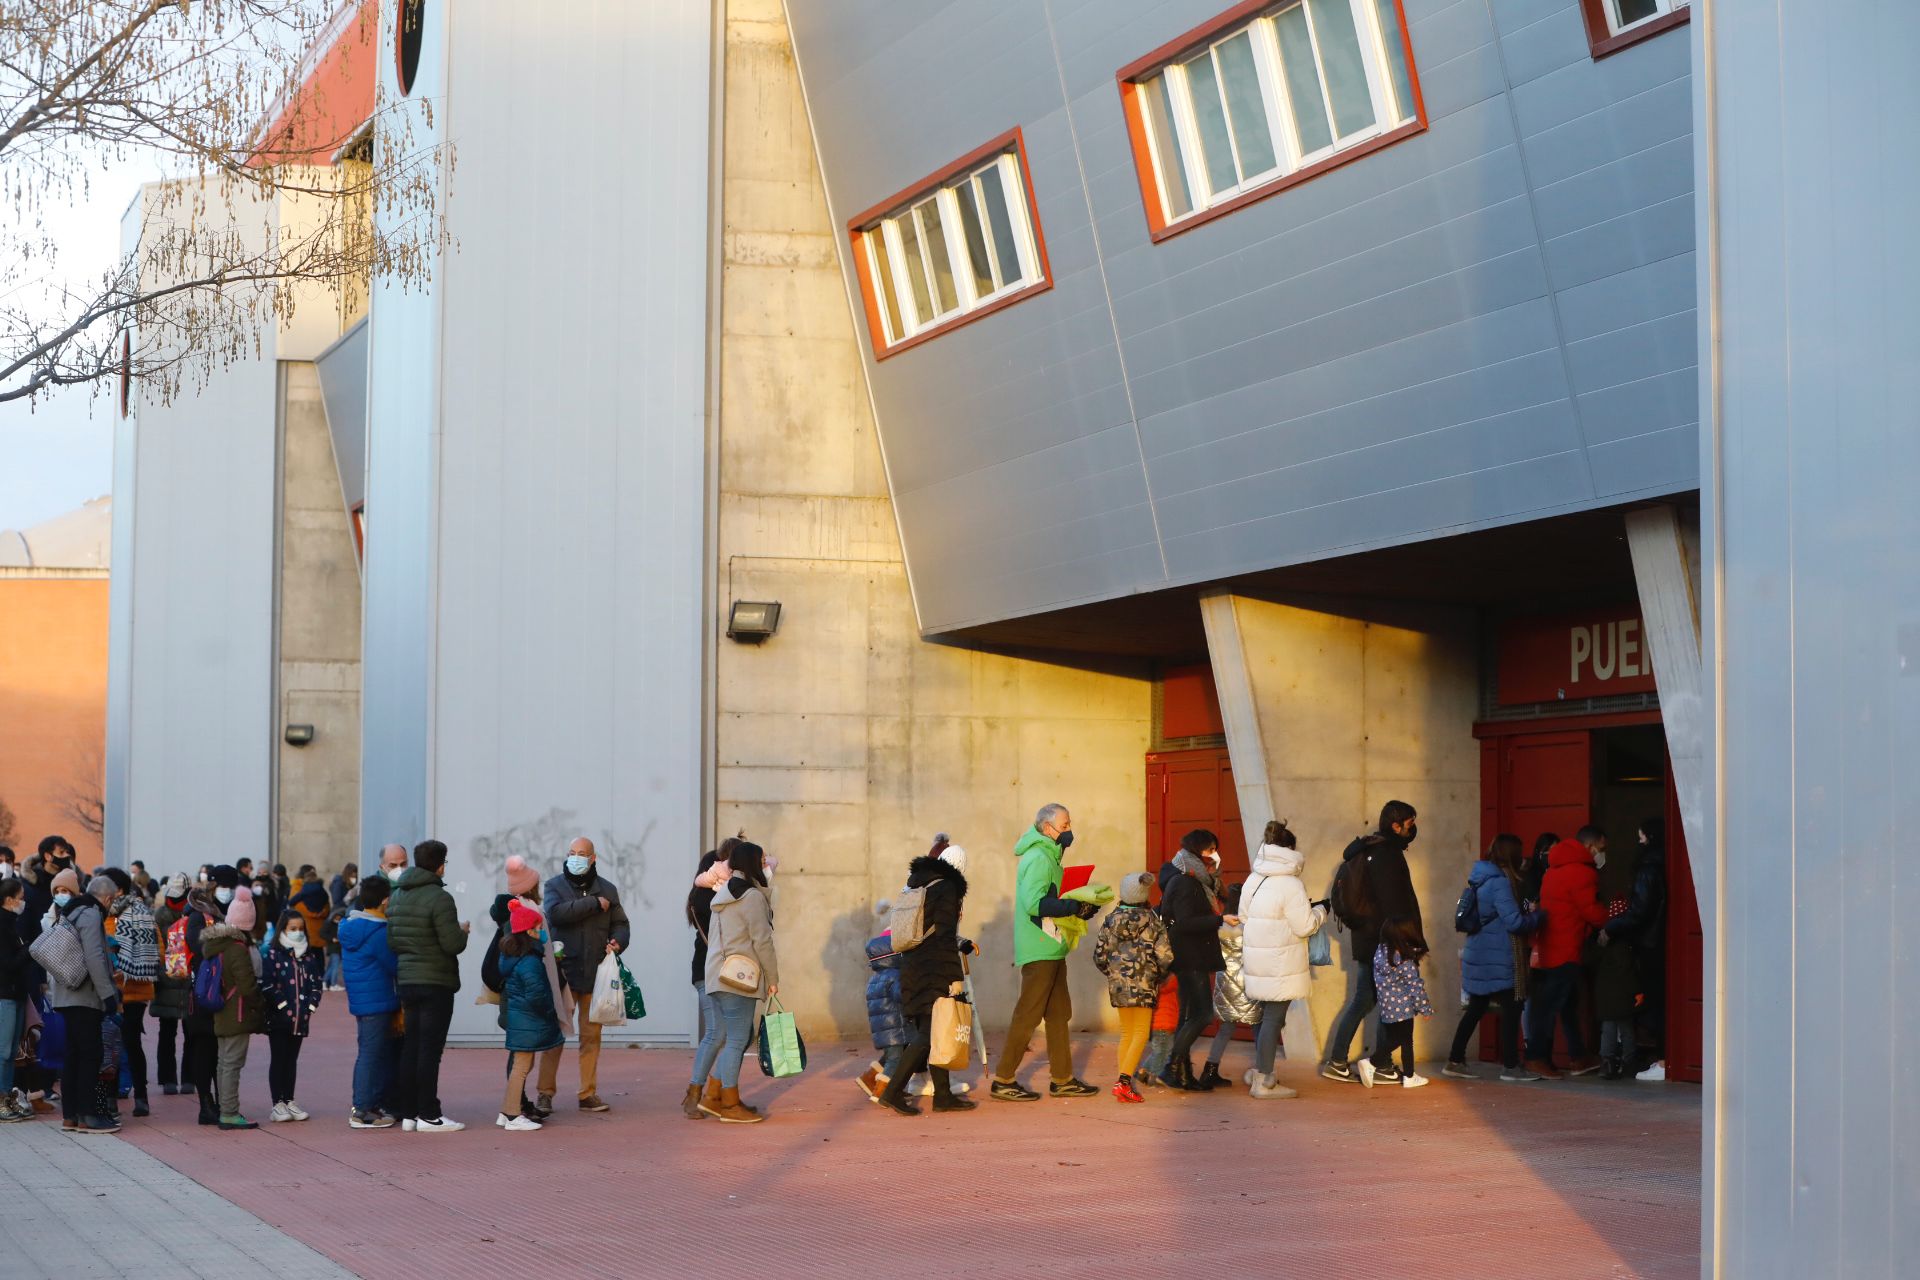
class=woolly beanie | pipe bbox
[226,885,257,932]
[508,898,544,934]
[505,855,540,898]
[938,845,968,876]
[1119,871,1154,905]
[50,868,81,895]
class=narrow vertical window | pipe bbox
[1119,1,1427,238]
[848,130,1053,357]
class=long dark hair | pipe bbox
[1486,833,1525,892]
[729,842,769,889]
[500,929,539,958]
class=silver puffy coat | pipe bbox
[1212,925,1259,1024]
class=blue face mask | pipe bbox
[53,892,73,909]
[532,929,548,946]
[564,855,591,877]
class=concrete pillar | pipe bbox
[1624,504,1709,913]
[1199,591,1480,1064]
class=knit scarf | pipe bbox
[111,895,160,980]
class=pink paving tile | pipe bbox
[115,1004,1701,1279]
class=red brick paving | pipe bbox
[115,1004,1700,1279]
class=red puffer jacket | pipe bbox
[1535,839,1608,969]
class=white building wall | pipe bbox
[107,187,279,871]
[361,0,712,1042]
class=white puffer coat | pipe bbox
[1240,844,1328,1004]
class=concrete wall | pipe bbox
[0,576,109,864]
[783,0,1698,634]
[1698,2,1920,1273]
[274,363,362,881]
[719,1,1153,1039]
[1204,592,1479,1060]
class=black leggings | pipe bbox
[156,1015,182,1087]
[880,1012,955,1104]
[1169,968,1214,1063]
[1371,1019,1415,1073]
[1449,990,1521,1068]
[58,1006,104,1122]
[184,1023,218,1113]
[121,1001,149,1094]
[268,1031,305,1102]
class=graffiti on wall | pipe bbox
[470,808,657,909]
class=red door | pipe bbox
[1663,772,1705,1083]
[1496,730,1592,850]
[1144,747,1246,880]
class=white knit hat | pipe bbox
[939,845,968,876]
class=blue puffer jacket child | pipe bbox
[865,934,907,1050]
[1460,860,1545,997]
[338,910,400,1017]
[498,950,564,1054]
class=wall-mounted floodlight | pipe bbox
[284,723,316,747]
[727,600,782,643]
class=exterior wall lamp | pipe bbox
[726,600,781,643]
[284,723,316,747]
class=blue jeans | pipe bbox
[1139,1030,1173,1078]
[353,1013,401,1114]
[1324,962,1378,1066]
[709,991,759,1090]
[689,982,726,1085]
[1253,999,1291,1076]
[0,998,22,1095]
[324,951,344,988]
[880,1042,906,1078]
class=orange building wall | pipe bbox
[0,578,109,867]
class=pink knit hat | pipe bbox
[226,885,257,931]
[505,855,540,898]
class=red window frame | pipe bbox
[1116,0,1428,243]
[395,0,424,95]
[846,127,1053,361]
[1579,0,1690,60]
[350,501,366,562]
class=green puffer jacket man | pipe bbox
[1013,824,1084,965]
[386,865,468,989]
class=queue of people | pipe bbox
[0,797,1670,1137]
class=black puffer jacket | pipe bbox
[898,856,971,1018]
[0,908,31,1001]
[1160,869,1225,973]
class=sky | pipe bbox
[0,159,150,532]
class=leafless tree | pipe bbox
[56,743,105,838]
[0,794,18,847]
[2,0,446,407]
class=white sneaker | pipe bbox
[913,1079,971,1097]
[1355,1058,1377,1089]
[1249,1076,1298,1100]
[496,1114,541,1132]
[269,1102,295,1123]
[284,1100,309,1121]
[1401,1072,1431,1089]
[400,1118,416,1132]
[414,1116,465,1133]
[1636,1061,1667,1082]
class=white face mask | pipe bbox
[564,854,591,877]
[53,892,73,909]
[384,865,406,881]
[0,863,11,878]
[281,932,308,955]
[215,887,234,905]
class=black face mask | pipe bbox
[1402,823,1418,845]
[1055,829,1075,851]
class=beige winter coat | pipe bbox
[1240,844,1328,1004]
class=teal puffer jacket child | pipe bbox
[498,950,564,1054]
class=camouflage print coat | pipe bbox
[1093,903,1175,1008]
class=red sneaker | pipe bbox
[1113,1078,1144,1103]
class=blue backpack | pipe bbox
[192,951,225,1014]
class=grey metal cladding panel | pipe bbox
[781,0,937,95]
[1531,133,1691,241]
[1581,423,1694,497]
[1046,0,1226,98]
[1159,448,1594,580]
[1556,252,1694,343]
[1509,20,1689,137]
[1563,307,1694,397]
[918,539,1167,634]
[1145,346,1571,497]
[1574,365,1694,447]
[1488,1,1589,89]
[1519,76,1689,188]
[896,423,1154,547]
[1139,296,1561,466]
[1544,192,1692,292]
[1155,398,1582,539]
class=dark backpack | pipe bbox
[1330,839,1380,928]
[192,950,225,1014]
[1453,880,1483,936]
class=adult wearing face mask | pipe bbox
[386,839,470,1132]
[44,870,120,1133]
[101,867,158,1117]
[990,803,1101,1102]
[150,875,194,1097]
[378,844,409,882]
[179,866,236,1123]
[0,876,33,1122]
[26,836,76,929]
[1320,801,1423,1084]
[261,908,325,1122]
[539,837,630,1115]
[698,842,778,1123]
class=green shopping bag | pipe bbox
[757,995,806,1078]
[618,957,646,1020]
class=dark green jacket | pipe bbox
[386,867,467,990]
[197,924,263,1037]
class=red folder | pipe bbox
[1059,864,1095,894]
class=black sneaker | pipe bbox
[1319,1061,1356,1084]
[991,1079,1041,1102]
[1372,1064,1404,1085]
[932,1095,978,1113]
[1048,1078,1100,1098]
[879,1094,920,1117]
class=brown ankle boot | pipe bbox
[706,1086,764,1124]
[710,1075,758,1115]
[681,1083,705,1119]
